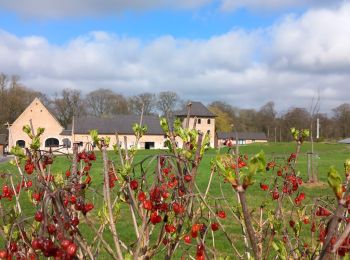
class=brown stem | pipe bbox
[319,204,344,259]
[101,142,124,259]
[238,189,261,260]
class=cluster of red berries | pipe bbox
[24,159,35,174]
[0,180,32,201]
[294,192,305,205]
[230,155,248,170]
[108,168,118,188]
[31,237,77,258]
[315,206,331,217]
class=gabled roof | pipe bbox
[10,97,63,129]
[175,101,216,117]
[217,132,267,140]
[0,134,7,145]
[73,115,165,135]
[338,138,350,144]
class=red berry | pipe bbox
[32,193,41,202]
[172,202,184,215]
[260,183,268,191]
[211,222,219,231]
[150,211,162,224]
[35,211,43,222]
[25,160,35,174]
[60,239,71,250]
[47,224,57,234]
[217,210,226,219]
[183,235,191,244]
[184,175,192,182]
[66,243,77,256]
[8,242,17,253]
[138,192,146,202]
[84,203,94,213]
[272,191,279,200]
[0,249,8,259]
[31,238,42,250]
[165,224,176,233]
[143,200,153,211]
[26,180,33,188]
[130,180,138,190]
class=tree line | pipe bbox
[1,73,349,141]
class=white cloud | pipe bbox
[1,2,350,113]
[220,0,343,12]
[0,0,345,18]
[0,0,211,18]
[268,2,350,73]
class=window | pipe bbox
[207,130,210,134]
[207,119,211,124]
[197,118,201,124]
[45,138,59,147]
[62,138,71,148]
[16,140,25,148]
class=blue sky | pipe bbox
[0,4,283,44]
[0,0,349,113]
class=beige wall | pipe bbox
[8,98,64,150]
[73,134,167,150]
[181,117,216,147]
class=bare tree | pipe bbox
[129,93,156,115]
[52,89,86,128]
[281,108,311,141]
[156,91,179,116]
[333,103,350,139]
[86,88,129,117]
[0,74,47,133]
[257,101,276,140]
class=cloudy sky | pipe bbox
[0,0,349,114]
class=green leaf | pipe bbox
[10,145,25,159]
[248,151,266,175]
[160,117,169,134]
[328,166,343,199]
[22,125,32,136]
[89,129,99,143]
[345,159,350,173]
[37,127,45,136]
[30,136,41,150]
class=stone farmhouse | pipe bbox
[7,98,267,152]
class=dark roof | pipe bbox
[217,132,267,140]
[73,115,165,135]
[60,124,72,136]
[0,134,7,145]
[175,101,216,117]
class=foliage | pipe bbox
[1,119,350,259]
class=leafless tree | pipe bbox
[156,91,179,116]
[86,88,129,117]
[52,89,86,128]
[257,101,277,140]
[129,92,156,115]
[333,103,350,139]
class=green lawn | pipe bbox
[0,142,349,258]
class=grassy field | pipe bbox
[0,141,349,258]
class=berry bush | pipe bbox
[0,115,350,259]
